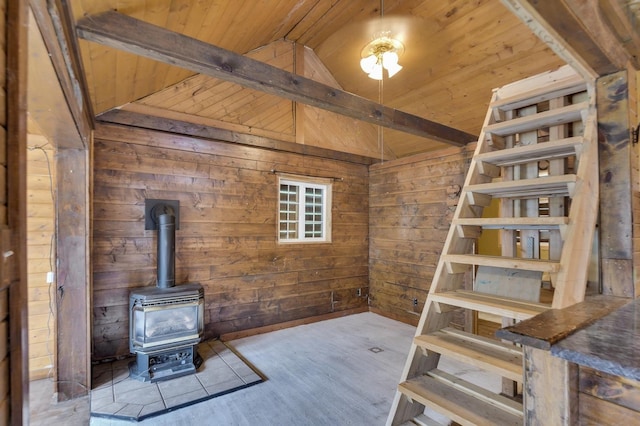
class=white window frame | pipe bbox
[277,174,332,244]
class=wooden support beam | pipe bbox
[97,109,378,165]
[598,0,640,71]
[29,0,94,143]
[27,6,84,149]
[560,0,640,71]
[76,11,477,147]
[523,346,578,424]
[55,148,90,400]
[7,0,29,423]
[500,0,602,80]
[597,71,635,298]
[503,1,640,75]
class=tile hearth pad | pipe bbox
[90,340,264,422]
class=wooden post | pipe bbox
[6,0,29,423]
[55,148,91,400]
[597,71,635,298]
[293,43,305,146]
[523,346,579,425]
[498,296,627,425]
[628,67,640,299]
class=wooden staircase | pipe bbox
[387,66,598,426]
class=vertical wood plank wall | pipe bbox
[26,134,55,380]
[368,145,473,326]
[92,124,369,360]
[0,0,9,420]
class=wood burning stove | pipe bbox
[129,201,205,382]
[128,283,204,382]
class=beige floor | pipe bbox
[30,376,91,425]
[30,312,500,425]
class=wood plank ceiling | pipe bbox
[68,0,570,158]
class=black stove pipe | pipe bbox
[157,213,175,288]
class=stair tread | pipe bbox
[415,328,523,382]
[467,174,577,198]
[442,254,560,273]
[484,101,588,137]
[476,136,582,166]
[454,216,568,230]
[430,290,550,320]
[399,414,445,426]
[398,370,522,426]
[491,75,586,112]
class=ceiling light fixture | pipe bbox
[360,32,404,80]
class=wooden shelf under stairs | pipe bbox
[387,66,599,426]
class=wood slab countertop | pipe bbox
[551,297,640,381]
[496,295,629,350]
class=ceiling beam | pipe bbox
[97,109,378,165]
[502,0,637,78]
[561,0,640,71]
[501,0,599,80]
[76,11,477,147]
[597,0,640,70]
[30,0,93,144]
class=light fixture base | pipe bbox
[360,33,405,59]
[359,32,405,80]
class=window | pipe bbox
[278,176,332,243]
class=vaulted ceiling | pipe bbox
[66,0,638,160]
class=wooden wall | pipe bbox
[92,123,369,360]
[578,366,640,423]
[632,69,640,298]
[0,0,8,420]
[26,134,55,380]
[368,145,474,326]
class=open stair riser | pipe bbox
[398,371,523,426]
[414,328,523,383]
[387,65,598,426]
[484,101,588,137]
[430,291,549,321]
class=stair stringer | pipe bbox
[386,65,598,426]
[386,91,500,425]
[550,101,598,309]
